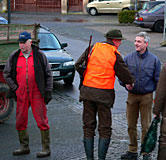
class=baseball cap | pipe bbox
[18,31,31,42]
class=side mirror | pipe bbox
[61,43,68,48]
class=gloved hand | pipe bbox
[44,91,52,105]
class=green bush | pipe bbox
[118,10,137,24]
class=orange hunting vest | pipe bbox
[83,42,120,89]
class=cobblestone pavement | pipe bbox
[54,91,159,160]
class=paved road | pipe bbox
[1,12,165,61]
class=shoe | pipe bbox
[121,151,138,159]
[143,154,151,160]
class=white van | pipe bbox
[86,0,134,15]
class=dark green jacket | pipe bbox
[75,41,134,107]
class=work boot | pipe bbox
[143,153,151,160]
[83,138,94,160]
[13,130,30,155]
[36,130,51,158]
[121,151,138,160]
[157,146,166,160]
[98,138,110,160]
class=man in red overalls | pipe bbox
[3,31,53,158]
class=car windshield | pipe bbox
[38,33,61,50]
[148,3,164,13]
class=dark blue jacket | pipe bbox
[123,49,161,94]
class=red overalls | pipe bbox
[15,51,50,131]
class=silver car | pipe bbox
[134,3,164,33]
[86,0,134,16]
[139,1,165,13]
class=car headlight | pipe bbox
[63,61,75,67]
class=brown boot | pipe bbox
[36,130,51,158]
[13,130,30,155]
[157,146,166,160]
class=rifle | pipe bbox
[79,35,92,90]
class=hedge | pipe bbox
[118,10,137,24]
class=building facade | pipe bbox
[9,0,89,14]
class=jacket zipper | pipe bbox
[138,57,142,92]
[26,58,29,93]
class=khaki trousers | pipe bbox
[83,100,112,139]
[126,92,153,153]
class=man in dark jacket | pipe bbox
[75,29,135,160]
[3,31,53,158]
[153,65,166,160]
[120,32,161,160]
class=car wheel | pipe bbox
[154,21,164,33]
[63,75,74,85]
[150,27,155,32]
[89,8,98,16]
[122,8,130,11]
[0,83,14,123]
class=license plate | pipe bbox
[52,71,60,76]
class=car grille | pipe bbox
[49,63,61,69]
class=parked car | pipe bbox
[134,3,164,33]
[38,26,75,85]
[139,0,165,13]
[86,0,134,16]
[0,16,8,24]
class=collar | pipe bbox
[19,50,33,57]
[136,49,148,58]
[102,40,115,46]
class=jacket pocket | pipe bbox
[16,65,23,75]
[145,66,154,78]
[127,63,137,76]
